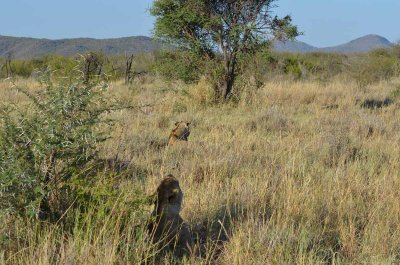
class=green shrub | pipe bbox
[282,57,303,79]
[392,44,400,59]
[0,72,123,221]
[300,52,347,80]
[11,60,35,77]
[43,55,77,77]
[237,50,278,82]
[349,50,398,87]
[153,50,204,83]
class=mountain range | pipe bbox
[0,35,162,59]
[0,34,395,59]
[273,34,394,53]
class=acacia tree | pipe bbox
[151,0,300,101]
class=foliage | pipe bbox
[0,72,123,220]
[151,0,300,101]
[153,50,204,83]
[349,49,400,87]
[79,52,106,84]
[0,55,77,78]
[0,53,156,81]
[392,44,400,59]
[1,46,400,92]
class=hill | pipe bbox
[0,34,395,59]
[274,34,394,54]
[0,35,163,59]
[273,40,317,53]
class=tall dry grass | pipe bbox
[2,75,400,264]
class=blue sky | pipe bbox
[0,0,399,47]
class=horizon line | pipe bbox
[1,33,397,49]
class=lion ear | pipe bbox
[186,122,191,126]
[166,174,175,178]
[175,122,180,126]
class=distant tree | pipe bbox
[80,52,104,84]
[1,53,15,78]
[125,53,134,84]
[151,0,300,101]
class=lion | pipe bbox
[148,175,193,257]
[168,121,191,146]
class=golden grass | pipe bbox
[2,75,400,264]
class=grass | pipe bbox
[2,75,400,264]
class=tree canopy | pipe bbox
[151,0,301,100]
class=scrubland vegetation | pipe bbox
[1,42,400,264]
[2,44,399,87]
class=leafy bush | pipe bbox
[349,49,399,87]
[0,53,155,81]
[0,72,123,221]
[153,50,205,83]
[282,57,303,79]
[392,44,400,59]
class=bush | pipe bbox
[153,50,204,83]
[392,44,400,59]
[0,72,123,221]
[349,49,399,87]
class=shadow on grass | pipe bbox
[191,201,263,263]
[360,97,393,109]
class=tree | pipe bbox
[80,52,104,84]
[151,0,300,101]
[1,52,15,78]
[125,53,134,84]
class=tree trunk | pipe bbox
[222,72,233,101]
[221,54,237,102]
